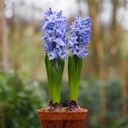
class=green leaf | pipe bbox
[73,55,79,71]
[76,57,83,89]
[58,58,64,73]
[58,58,65,86]
[45,54,50,84]
[45,54,52,98]
[50,65,60,103]
[68,56,77,100]
[58,65,62,86]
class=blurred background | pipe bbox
[0,0,128,128]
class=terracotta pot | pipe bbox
[37,108,88,128]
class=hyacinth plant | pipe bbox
[41,8,91,112]
[67,16,92,111]
[41,8,68,111]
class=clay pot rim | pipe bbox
[37,107,88,113]
[37,107,88,120]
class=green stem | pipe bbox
[68,56,83,101]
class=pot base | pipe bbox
[37,108,88,128]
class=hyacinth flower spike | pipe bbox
[41,8,68,111]
[67,16,92,111]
